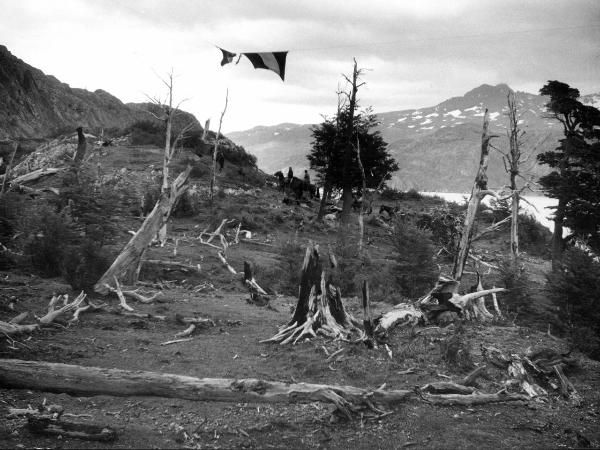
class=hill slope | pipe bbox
[228,84,600,192]
[0,45,200,140]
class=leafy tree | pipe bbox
[307,106,398,196]
[537,81,600,262]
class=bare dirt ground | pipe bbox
[1,144,599,449]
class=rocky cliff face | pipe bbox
[0,45,152,140]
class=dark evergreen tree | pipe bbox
[537,80,600,261]
[307,107,398,196]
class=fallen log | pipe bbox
[9,167,64,185]
[28,417,117,442]
[142,259,201,274]
[420,382,476,395]
[0,359,413,415]
[420,389,528,406]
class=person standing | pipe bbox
[303,170,310,185]
[287,167,293,181]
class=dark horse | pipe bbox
[274,171,286,191]
[289,176,319,199]
[379,204,399,217]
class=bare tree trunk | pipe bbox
[506,92,524,262]
[73,127,87,166]
[210,90,229,202]
[94,167,191,294]
[452,110,497,282]
[0,142,17,197]
[340,59,362,227]
[355,136,367,251]
[511,190,519,258]
[552,198,566,270]
[157,78,175,246]
[317,180,332,220]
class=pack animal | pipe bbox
[274,171,286,192]
[379,204,399,218]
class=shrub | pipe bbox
[546,248,600,359]
[439,324,474,372]
[23,205,79,277]
[62,239,111,291]
[518,213,551,258]
[127,120,165,147]
[498,257,534,317]
[273,239,306,295]
[390,217,438,298]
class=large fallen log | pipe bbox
[0,359,412,416]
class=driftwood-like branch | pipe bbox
[9,167,64,186]
[142,259,201,274]
[218,251,237,274]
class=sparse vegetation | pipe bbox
[390,217,438,298]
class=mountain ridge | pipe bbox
[228,83,599,192]
[0,45,201,140]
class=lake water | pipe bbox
[420,192,558,232]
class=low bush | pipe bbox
[498,257,534,317]
[390,217,438,298]
[61,239,111,291]
[127,120,165,147]
[546,248,600,359]
[439,325,475,372]
[518,213,551,258]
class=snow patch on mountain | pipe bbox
[445,110,464,118]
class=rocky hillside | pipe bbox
[229,84,599,192]
[0,45,200,140]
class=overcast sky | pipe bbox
[2,0,599,132]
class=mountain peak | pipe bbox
[464,83,513,98]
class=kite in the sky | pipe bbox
[218,47,288,81]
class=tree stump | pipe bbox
[262,243,361,344]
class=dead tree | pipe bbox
[0,142,17,197]
[355,135,367,250]
[317,86,345,220]
[452,109,498,282]
[93,167,191,294]
[210,90,229,201]
[94,73,196,293]
[340,59,365,227]
[145,71,196,246]
[73,127,87,166]
[262,243,362,344]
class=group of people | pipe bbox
[286,167,311,186]
[274,167,318,200]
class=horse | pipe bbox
[274,171,286,192]
[379,204,399,218]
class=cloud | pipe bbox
[2,0,599,132]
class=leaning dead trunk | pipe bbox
[452,109,498,282]
[94,167,191,294]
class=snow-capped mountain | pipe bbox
[228,84,599,192]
